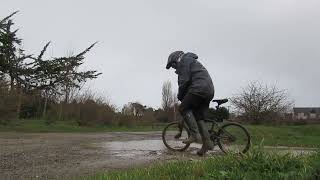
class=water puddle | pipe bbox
[104,140,164,157]
[104,140,166,151]
[98,140,206,157]
[95,140,317,158]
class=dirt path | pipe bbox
[0,132,209,180]
[0,132,316,180]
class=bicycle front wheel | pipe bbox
[217,122,251,154]
[162,122,190,151]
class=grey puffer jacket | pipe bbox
[176,53,214,101]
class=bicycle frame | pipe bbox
[178,102,238,144]
[204,118,237,143]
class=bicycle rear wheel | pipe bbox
[162,122,190,151]
[217,122,251,154]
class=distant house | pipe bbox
[293,107,320,120]
[122,102,146,117]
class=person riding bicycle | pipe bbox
[166,51,215,156]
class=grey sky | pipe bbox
[1,0,320,109]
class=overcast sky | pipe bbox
[1,0,319,109]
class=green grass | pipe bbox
[0,119,163,133]
[247,125,320,148]
[84,149,320,180]
[0,119,319,148]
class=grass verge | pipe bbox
[0,119,319,148]
[0,119,163,133]
[247,124,320,148]
[85,149,320,180]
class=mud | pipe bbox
[0,132,317,180]
[0,132,204,180]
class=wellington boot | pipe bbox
[196,120,214,156]
[182,111,201,144]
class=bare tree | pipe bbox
[162,81,173,112]
[231,81,293,123]
[172,91,179,121]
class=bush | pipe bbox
[0,87,18,124]
[64,99,116,126]
[231,81,293,124]
[207,107,229,122]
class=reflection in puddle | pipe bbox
[104,140,166,151]
[97,140,317,158]
[100,140,204,157]
[101,140,165,157]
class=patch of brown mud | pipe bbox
[0,132,203,180]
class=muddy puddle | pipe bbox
[97,140,317,157]
[98,140,213,157]
[102,140,166,157]
[98,140,227,158]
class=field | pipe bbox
[247,124,320,148]
[1,119,319,148]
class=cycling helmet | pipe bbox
[166,51,184,69]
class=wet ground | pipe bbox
[0,132,317,180]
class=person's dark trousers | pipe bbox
[179,93,212,144]
[179,93,214,155]
[179,93,212,121]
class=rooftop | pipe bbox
[293,107,320,113]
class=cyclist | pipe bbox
[166,51,215,156]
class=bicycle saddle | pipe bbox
[212,98,228,106]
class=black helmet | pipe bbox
[166,51,184,69]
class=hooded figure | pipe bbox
[166,51,215,156]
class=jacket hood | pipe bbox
[183,52,198,59]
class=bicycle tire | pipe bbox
[217,122,251,154]
[162,122,191,151]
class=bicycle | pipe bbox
[162,98,251,154]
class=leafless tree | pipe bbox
[172,91,179,121]
[231,81,293,123]
[162,81,173,112]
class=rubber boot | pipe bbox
[181,111,201,144]
[197,120,214,156]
